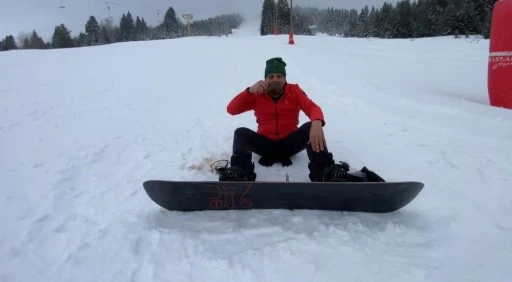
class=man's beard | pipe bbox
[267,81,283,97]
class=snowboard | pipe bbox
[143,180,424,213]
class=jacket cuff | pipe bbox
[312,119,325,126]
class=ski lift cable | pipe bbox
[93,0,158,14]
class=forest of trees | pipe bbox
[260,0,497,39]
[0,7,244,51]
[260,0,314,35]
[0,0,500,52]
[189,14,243,36]
[314,0,497,39]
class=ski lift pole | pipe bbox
[274,2,278,35]
[182,14,193,36]
[288,0,294,44]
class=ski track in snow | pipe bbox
[1,25,512,282]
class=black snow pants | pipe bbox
[231,122,331,167]
[228,122,385,183]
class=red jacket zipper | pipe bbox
[274,103,279,140]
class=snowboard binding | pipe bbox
[218,166,253,181]
[210,159,229,175]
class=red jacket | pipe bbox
[227,83,325,140]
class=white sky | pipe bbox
[0,0,398,41]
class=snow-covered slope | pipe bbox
[1,27,511,282]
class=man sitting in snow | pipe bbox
[219,57,384,183]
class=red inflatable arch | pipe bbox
[488,0,512,109]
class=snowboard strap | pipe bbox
[210,160,229,175]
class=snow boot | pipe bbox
[308,152,385,182]
[308,152,350,182]
[219,153,257,182]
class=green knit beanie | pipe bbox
[264,57,286,78]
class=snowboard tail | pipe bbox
[143,180,424,213]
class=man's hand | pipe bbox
[248,80,268,94]
[308,120,326,152]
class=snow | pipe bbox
[1,23,512,282]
